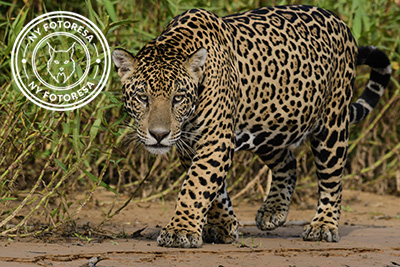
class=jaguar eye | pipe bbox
[54,60,59,64]
[64,60,69,64]
[137,94,149,104]
[173,94,184,104]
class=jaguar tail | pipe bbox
[349,46,391,124]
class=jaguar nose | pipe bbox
[149,130,170,144]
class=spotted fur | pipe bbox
[112,5,391,248]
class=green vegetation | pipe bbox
[74,232,93,243]
[341,205,354,212]
[0,0,399,237]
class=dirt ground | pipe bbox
[0,190,399,267]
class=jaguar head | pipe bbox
[112,46,207,154]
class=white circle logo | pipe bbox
[11,11,111,111]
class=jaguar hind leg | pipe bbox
[302,121,348,242]
[255,149,297,231]
[203,181,239,244]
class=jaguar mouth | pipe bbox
[145,144,171,155]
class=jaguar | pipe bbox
[112,5,391,248]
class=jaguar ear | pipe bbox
[112,48,137,80]
[185,47,207,82]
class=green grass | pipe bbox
[0,0,399,237]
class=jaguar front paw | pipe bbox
[157,228,203,248]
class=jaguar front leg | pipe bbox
[157,145,235,248]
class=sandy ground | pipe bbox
[0,190,399,266]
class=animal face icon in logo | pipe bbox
[47,42,76,84]
[12,11,111,111]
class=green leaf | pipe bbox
[7,7,29,55]
[0,1,16,6]
[99,104,119,111]
[360,8,370,34]
[133,28,156,39]
[75,64,83,80]
[92,8,105,29]
[89,116,102,143]
[62,122,70,135]
[83,170,118,195]
[0,197,17,202]
[103,19,138,35]
[85,0,96,24]
[104,0,117,22]
[11,7,29,38]
[101,91,120,104]
[352,11,362,42]
[51,208,58,218]
[111,112,127,128]
[54,158,67,172]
